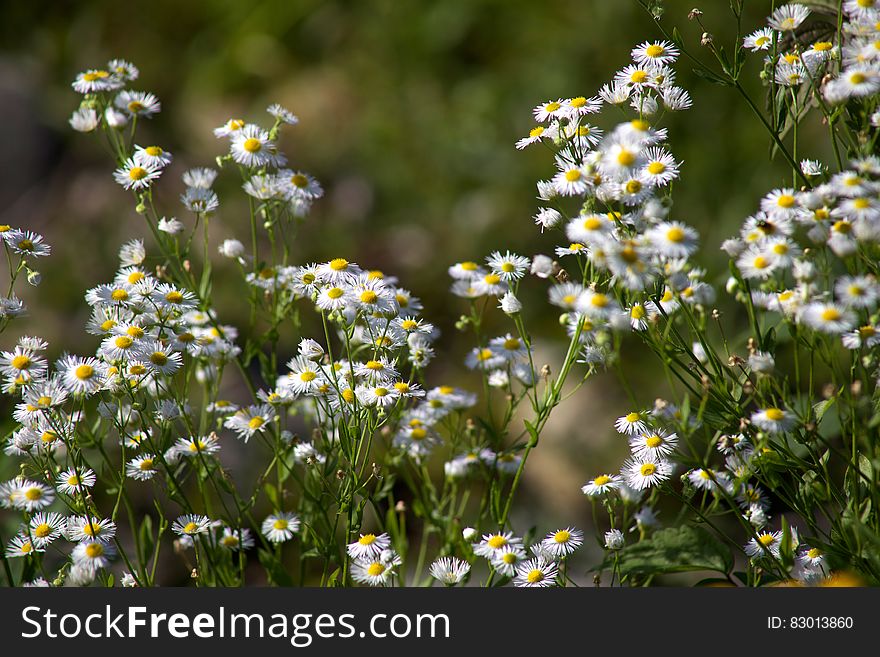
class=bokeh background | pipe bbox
[0,0,833,580]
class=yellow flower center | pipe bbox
[630,70,649,84]
[645,44,665,57]
[758,533,775,546]
[145,146,163,156]
[484,273,501,285]
[640,463,656,477]
[564,169,582,182]
[617,149,636,166]
[128,167,148,181]
[753,256,770,270]
[553,530,571,543]
[765,408,785,421]
[114,336,133,349]
[625,180,642,194]
[625,412,641,423]
[291,173,309,187]
[165,291,184,304]
[248,416,265,430]
[645,435,663,448]
[529,126,544,138]
[544,101,560,113]
[593,475,611,486]
[326,287,345,300]
[410,428,427,441]
[33,523,51,538]
[367,562,386,577]
[243,137,262,153]
[75,364,94,380]
[359,534,377,545]
[851,72,867,84]
[821,308,841,322]
[11,355,31,370]
[183,522,199,534]
[648,161,666,174]
[273,519,289,531]
[487,535,507,549]
[150,352,168,366]
[139,459,154,470]
[360,290,378,304]
[526,569,545,583]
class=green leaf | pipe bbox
[691,67,732,87]
[599,525,734,576]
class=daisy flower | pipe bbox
[750,407,797,434]
[29,512,65,548]
[347,532,392,560]
[281,170,323,200]
[743,27,774,51]
[513,558,558,588]
[614,411,649,435]
[489,546,528,577]
[125,455,157,481]
[622,456,674,490]
[552,164,590,196]
[581,473,622,497]
[631,40,679,65]
[351,558,395,586]
[687,468,732,493]
[646,221,699,258]
[7,231,51,258]
[113,157,162,190]
[640,147,680,186]
[72,541,116,572]
[261,512,301,543]
[72,68,123,94]
[115,90,161,117]
[12,480,54,512]
[474,531,522,558]
[745,530,783,559]
[472,272,509,296]
[171,514,211,538]
[66,516,117,544]
[356,384,400,408]
[224,404,277,441]
[267,103,298,124]
[842,325,880,349]
[316,285,349,311]
[486,251,530,282]
[56,468,96,494]
[6,533,42,558]
[230,124,276,168]
[532,99,566,122]
[563,95,601,117]
[516,125,550,149]
[800,302,856,334]
[835,275,880,309]
[541,527,584,558]
[768,4,810,31]
[629,429,678,459]
[174,434,221,457]
[134,144,173,168]
[429,557,471,585]
[219,527,255,551]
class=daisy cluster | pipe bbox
[725,158,880,365]
[466,525,584,588]
[743,2,880,105]
[517,41,712,367]
[0,225,51,329]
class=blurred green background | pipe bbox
[0,0,831,575]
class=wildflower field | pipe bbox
[2,0,880,588]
